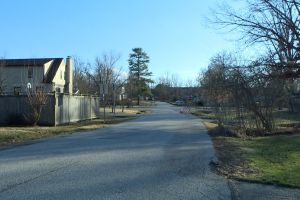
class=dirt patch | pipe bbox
[207,126,236,137]
[208,127,258,179]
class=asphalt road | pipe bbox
[0,102,299,200]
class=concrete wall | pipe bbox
[0,94,100,126]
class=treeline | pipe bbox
[152,73,199,102]
[73,48,153,106]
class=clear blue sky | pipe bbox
[0,0,239,84]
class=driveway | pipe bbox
[0,102,299,199]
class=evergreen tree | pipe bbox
[128,48,153,105]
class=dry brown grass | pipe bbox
[0,102,155,147]
[0,120,103,146]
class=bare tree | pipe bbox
[73,56,93,95]
[25,90,48,126]
[200,52,233,126]
[153,73,182,101]
[230,65,286,132]
[171,73,182,101]
[210,0,300,114]
[213,0,300,78]
[86,52,124,114]
[154,73,172,101]
[200,51,286,133]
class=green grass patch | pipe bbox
[195,106,300,187]
[273,110,300,126]
[211,133,300,188]
[239,134,300,187]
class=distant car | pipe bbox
[175,100,184,106]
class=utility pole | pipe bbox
[103,93,106,123]
[121,86,125,112]
[100,83,107,124]
[113,84,116,115]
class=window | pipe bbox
[14,87,21,95]
[60,70,63,80]
[56,88,61,93]
[28,67,33,79]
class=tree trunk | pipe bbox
[121,94,124,112]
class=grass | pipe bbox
[198,109,300,188]
[0,102,154,147]
[207,125,300,187]
[239,134,300,187]
[0,117,136,146]
[273,110,300,126]
[191,109,216,119]
[203,121,218,129]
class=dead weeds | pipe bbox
[207,125,259,179]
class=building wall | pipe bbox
[43,60,53,76]
[1,57,73,95]
[0,94,100,126]
[2,66,45,94]
[52,60,66,93]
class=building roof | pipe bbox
[0,58,56,66]
[0,58,64,83]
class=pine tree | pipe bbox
[128,48,153,105]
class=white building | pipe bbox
[0,56,73,95]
